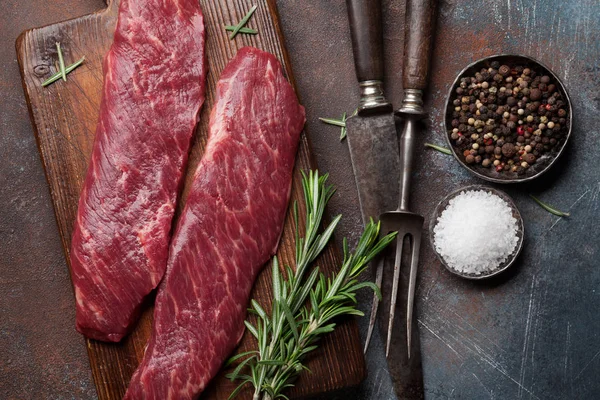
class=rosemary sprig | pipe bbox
[42,56,85,87]
[56,42,67,81]
[225,25,258,35]
[530,195,570,217]
[229,5,258,40]
[227,170,396,400]
[424,142,452,155]
[320,109,358,141]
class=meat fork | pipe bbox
[363,0,437,358]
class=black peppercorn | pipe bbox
[502,143,516,157]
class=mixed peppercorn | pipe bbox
[447,61,569,175]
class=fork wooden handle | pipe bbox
[402,0,438,91]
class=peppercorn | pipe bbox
[529,88,542,101]
[499,65,510,76]
[482,158,491,167]
[540,75,551,84]
[465,154,475,164]
[502,143,516,157]
[448,61,569,176]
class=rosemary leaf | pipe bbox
[56,42,67,81]
[42,56,85,87]
[530,195,571,217]
[339,112,348,140]
[424,142,452,155]
[228,378,253,400]
[318,117,346,128]
[225,25,258,35]
[224,350,257,368]
[229,5,258,40]
[227,170,396,400]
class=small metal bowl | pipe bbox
[429,185,524,279]
[444,54,572,183]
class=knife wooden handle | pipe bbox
[346,0,384,83]
[402,0,437,91]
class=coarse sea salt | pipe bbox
[433,190,519,275]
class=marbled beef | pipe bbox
[124,47,305,399]
[70,0,206,342]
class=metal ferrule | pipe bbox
[358,80,391,113]
[397,88,425,117]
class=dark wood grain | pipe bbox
[346,0,385,82]
[402,0,437,90]
[15,0,366,399]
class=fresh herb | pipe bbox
[229,5,258,40]
[424,142,452,155]
[56,42,67,81]
[227,170,396,400]
[319,112,350,141]
[225,26,258,35]
[42,56,85,87]
[530,195,570,217]
[318,117,346,128]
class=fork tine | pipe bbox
[385,234,404,358]
[364,256,384,353]
[406,231,422,359]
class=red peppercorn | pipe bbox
[458,132,463,136]
[496,165,503,172]
[517,126,525,135]
[545,104,552,110]
[527,127,534,133]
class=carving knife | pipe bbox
[345,0,401,352]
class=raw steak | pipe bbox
[125,47,305,399]
[70,0,206,342]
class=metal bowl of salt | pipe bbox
[429,185,524,279]
[444,54,572,184]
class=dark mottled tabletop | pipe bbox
[1,0,599,399]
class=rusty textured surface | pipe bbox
[2,0,600,399]
[277,0,600,399]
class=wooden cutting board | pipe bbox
[16,0,366,399]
